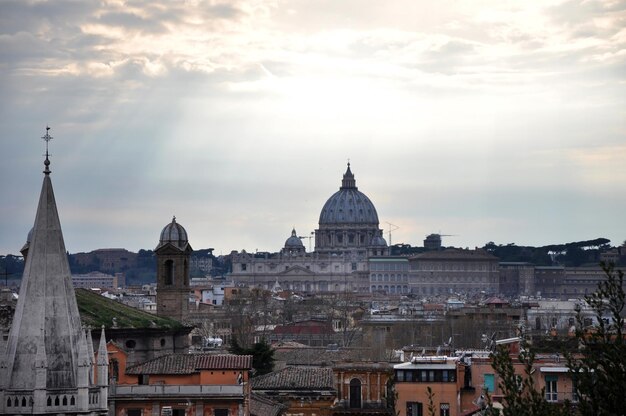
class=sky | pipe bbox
[0,0,624,256]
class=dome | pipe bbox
[319,164,379,225]
[371,235,388,247]
[285,228,304,248]
[158,216,189,249]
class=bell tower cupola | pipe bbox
[155,216,192,322]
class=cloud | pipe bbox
[0,0,624,254]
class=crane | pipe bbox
[299,231,315,252]
[386,222,399,246]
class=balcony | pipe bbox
[111,385,244,399]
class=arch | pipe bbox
[71,396,76,406]
[62,396,67,406]
[55,396,60,406]
[22,397,27,407]
[47,396,52,406]
[349,378,362,408]
[164,259,174,285]
[7,397,11,407]
[13,397,18,407]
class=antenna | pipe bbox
[1,266,12,287]
[386,222,399,246]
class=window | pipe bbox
[138,375,149,385]
[407,402,423,416]
[110,359,119,381]
[164,260,174,285]
[352,262,357,271]
[128,410,142,416]
[396,370,404,382]
[484,374,495,393]
[545,375,558,402]
[214,409,229,416]
[241,264,247,271]
[440,403,450,416]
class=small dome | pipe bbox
[371,235,388,247]
[159,216,189,249]
[285,228,304,248]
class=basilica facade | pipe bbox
[229,164,391,293]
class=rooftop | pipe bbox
[251,366,334,390]
[126,353,253,375]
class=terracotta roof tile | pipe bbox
[250,393,287,416]
[126,353,252,375]
[251,367,334,390]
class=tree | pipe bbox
[566,262,626,416]
[488,341,569,416]
[229,336,275,376]
[487,263,625,415]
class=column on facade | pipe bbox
[340,372,344,400]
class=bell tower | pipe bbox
[155,217,192,322]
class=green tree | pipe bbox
[426,387,436,416]
[566,262,625,416]
[229,336,275,376]
[487,263,625,416]
[488,341,569,416]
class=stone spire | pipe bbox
[0,128,108,414]
[2,128,85,390]
[96,326,108,387]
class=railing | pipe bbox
[111,385,244,398]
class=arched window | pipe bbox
[164,260,174,285]
[349,378,362,408]
[535,317,541,330]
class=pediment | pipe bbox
[155,242,193,255]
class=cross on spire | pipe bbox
[41,126,53,175]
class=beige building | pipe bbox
[408,248,500,296]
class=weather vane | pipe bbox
[42,126,53,174]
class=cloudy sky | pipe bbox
[0,0,624,255]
